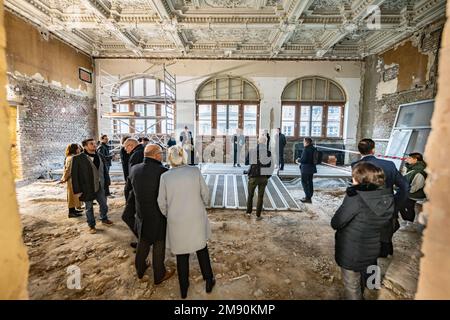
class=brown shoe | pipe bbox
[101,219,114,226]
[155,269,175,285]
[88,227,97,234]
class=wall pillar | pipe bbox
[0,2,29,299]
[416,1,450,299]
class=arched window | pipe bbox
[196,76,260,136]
[281,77,346,138]
[112,76,172,135]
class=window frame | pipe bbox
[195,101,260,137]
[112,77,170,135]
[281,102,344,139]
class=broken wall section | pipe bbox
[5,10,96,180]
[358,20,444,154]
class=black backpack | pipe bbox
[312,148,322,165]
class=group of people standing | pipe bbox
[59,130,427,300]
[331,138,427,299]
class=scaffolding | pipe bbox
[98,64,176,157]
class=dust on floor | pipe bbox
[17,179,422,300]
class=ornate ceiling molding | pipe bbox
[4,0,447,60]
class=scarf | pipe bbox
[84,149,100,169]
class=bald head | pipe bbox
[144,144,163,161]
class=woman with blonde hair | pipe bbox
[157,146,215,299]
[61,143,83,218]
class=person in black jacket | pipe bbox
[352,138,409,257]
[122,138,145,245]
[71,138,114,234]
[331,162,394,300]
[245,135,273,220]
[296,137,317,203]
[124,144,175,283]
[167,132,177,148]
[120,135,131,180]
[232,128,245,167]
[97,134,113,196]
[275,128,287,170]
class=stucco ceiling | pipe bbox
[4,0,447,59]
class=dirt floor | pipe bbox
[16,178,423,300]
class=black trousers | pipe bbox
[233,146,239,165]
[301,173,314,199]
[176,246,213,294]
[399,198,416,222]
[278,149,285,170]
[122,199,138,238]
[135,238,166,282]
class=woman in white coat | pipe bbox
[157,145,215,299]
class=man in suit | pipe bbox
[351,138,409,257]
[180,126,195,165]
[245,135,273,220]
[122,138,145,246]
[120,135,131,180]
[124,144,175,283]
[232,128,245,167]
[275,128,287,170]
[296,137,317,203]
[97,134,113,196]
[72,138,114,234]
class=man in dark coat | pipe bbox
[122,138,145,244]
[296,137,317,203]
[351,138,409,257]
[124,144,175,283]
[275,128,287,170]
[245,135,273,220]
[180,126,195,165]
[97,134,112,196]
[331,162,394,299]
[120,135,131,180]
[72,138,113,234]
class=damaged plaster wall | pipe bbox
[358,20,443,154]
[0,3,29,299]
[5,11,96,179]
[416,0,450,299]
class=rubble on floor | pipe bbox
[17,179,422,300]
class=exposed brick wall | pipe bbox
[12,78,96,180]
[358,20,443,152]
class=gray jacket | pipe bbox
[157,165,211,255]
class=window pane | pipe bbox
[135,104,145,115]
[147,120,156,134]
[300,105,311,121]
[282,123,294,137]
[119,82,129,97]
[135,120,146,133]
[160,82,166,95]
[282,105,295,136]
[300,121,310,137]
[118,104,128,112]
[217,105,227,135]
[118,119,129,134]
[311,105,323,121]
[133,78,144,96]
[311,122,322,137]
[228,105,239,135]
[327,106,342,138]
[244,105,257,136]
[327,106,341,121]
[327,122,340,137]
[145,79,156,96]
[198,104,211,135]
[146,104,156,116]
